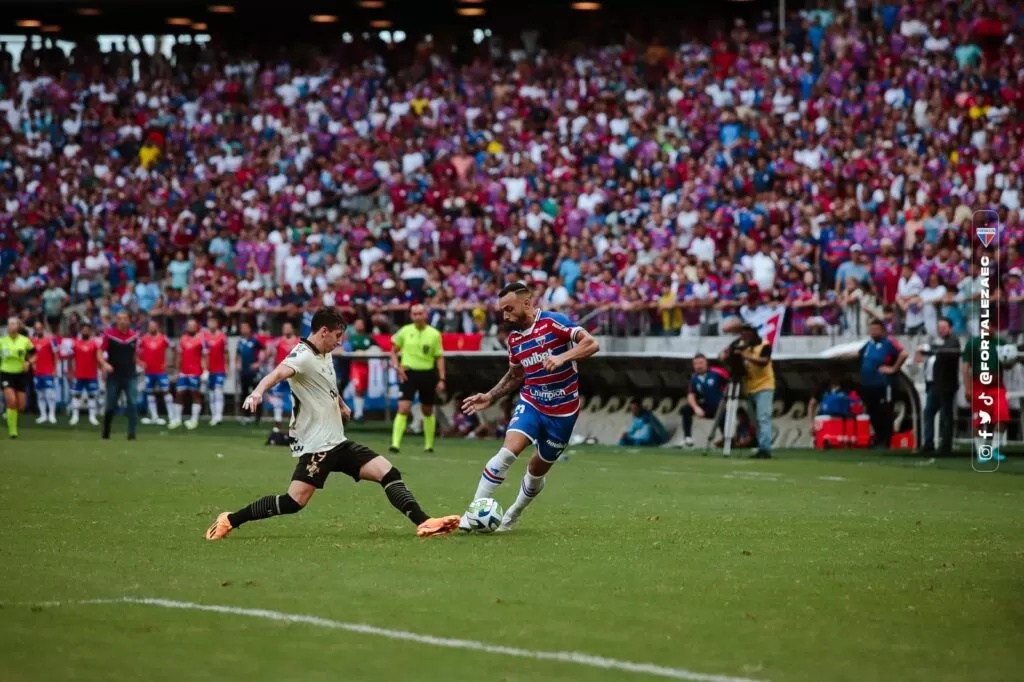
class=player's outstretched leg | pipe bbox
[499,453,554,532]
[356,454,459,536]
[206,482,310,540]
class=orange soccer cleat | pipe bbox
[204,512,234,541]
[415,515,461,537]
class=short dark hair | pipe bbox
[499,281,531,297]
[869,318,886,328]
[938,316,953,327]
[310,306,347,333]
[693,353,707,360]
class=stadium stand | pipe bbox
[0,0,1021,346]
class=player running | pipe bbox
[963,333,1011,463]
[344,318,378,422]
[171,318,205,430]
[1,316,35,438]
[460,282,600,532]
[138,320,174,425]
[30,321,59,424]
[69,322,102,427]
[268,322,300,428]
[204,306,461,540]
[204,316,228,426]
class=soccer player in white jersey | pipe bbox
[205,306,461,540]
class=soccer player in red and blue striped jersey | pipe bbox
[460,282,600,532]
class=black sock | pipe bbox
[681,407,693,438]
[102,411,114,437]
[380,468,429,525]
[228,494,302,528]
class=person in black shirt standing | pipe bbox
[917,317,961,455]
[100,310,140,440]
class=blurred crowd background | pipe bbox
[1,0,1022,343]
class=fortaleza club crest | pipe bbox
[977,226,996,248]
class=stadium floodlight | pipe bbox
[359,1,385,8]
[370,19,393,28]
[15,19,41,28]
[192,23,208,31]
[457,7,486,15]
[166,17,192,26]
[571,2,601,9]
[42,25,61,33]
[76,8,101,16]
[310,14,339,23]
[208,5,235,12]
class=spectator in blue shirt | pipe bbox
[135,274,161,313]
[856,319,907,449]
[619,400,669,447]
[680,353,730,447]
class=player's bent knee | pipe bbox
[502,431,531,455]
[286,480,316,506]
[379,466,401,487]
[279,494,303,514]
[358,455,392,483]
[527,453,553,477]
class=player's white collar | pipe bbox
[520,309,541,336]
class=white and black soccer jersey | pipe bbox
[281,340,346,456]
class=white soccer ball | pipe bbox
[464,497,504,533]
[998,343,1019,367]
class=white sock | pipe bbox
[473,447,518,499]
[354,395,365,419]
[507,471,546,518]
[213,387,224,419]
[71,396,81,419]
[148,395,159,420]
[999,430,1008,447]
[37,391,48,416]
[173,401,183,421]
[163,394,175,419]
[273,404,283,424]
[87,397,97,421]
[190,403,201,422]
[45,389,57,419]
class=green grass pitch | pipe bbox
[1,423,1022,682]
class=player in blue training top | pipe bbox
[460,281,600,532]
[680,353,730,447]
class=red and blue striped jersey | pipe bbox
[508,311,583,417]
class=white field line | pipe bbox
[34,597,768,682]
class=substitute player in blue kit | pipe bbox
[460,282,600,532]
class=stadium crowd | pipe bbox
[1,0,1023,344]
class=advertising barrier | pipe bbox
[130,338,924,448]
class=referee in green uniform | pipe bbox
[1,316,35,439]
[389,304,446,453]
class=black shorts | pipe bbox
[0,372,27,393]
[290,440,380,489]
[399,368,438,405]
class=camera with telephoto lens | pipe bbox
[725,338,749,381]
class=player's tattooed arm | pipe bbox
[485,365,525,403]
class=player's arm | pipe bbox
[389,327,406,380]
[543,327,600,371]
[880,341,908,375]
[462,364,525,415]
[24,343,36,371]
[686,380,704,417]
[243,362,296,412]
[98,338,112,374]
[744,343,771,367]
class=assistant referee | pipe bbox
[1,316,34,439]
[389,304,445,453]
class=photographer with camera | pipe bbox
[719,324,775,459]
